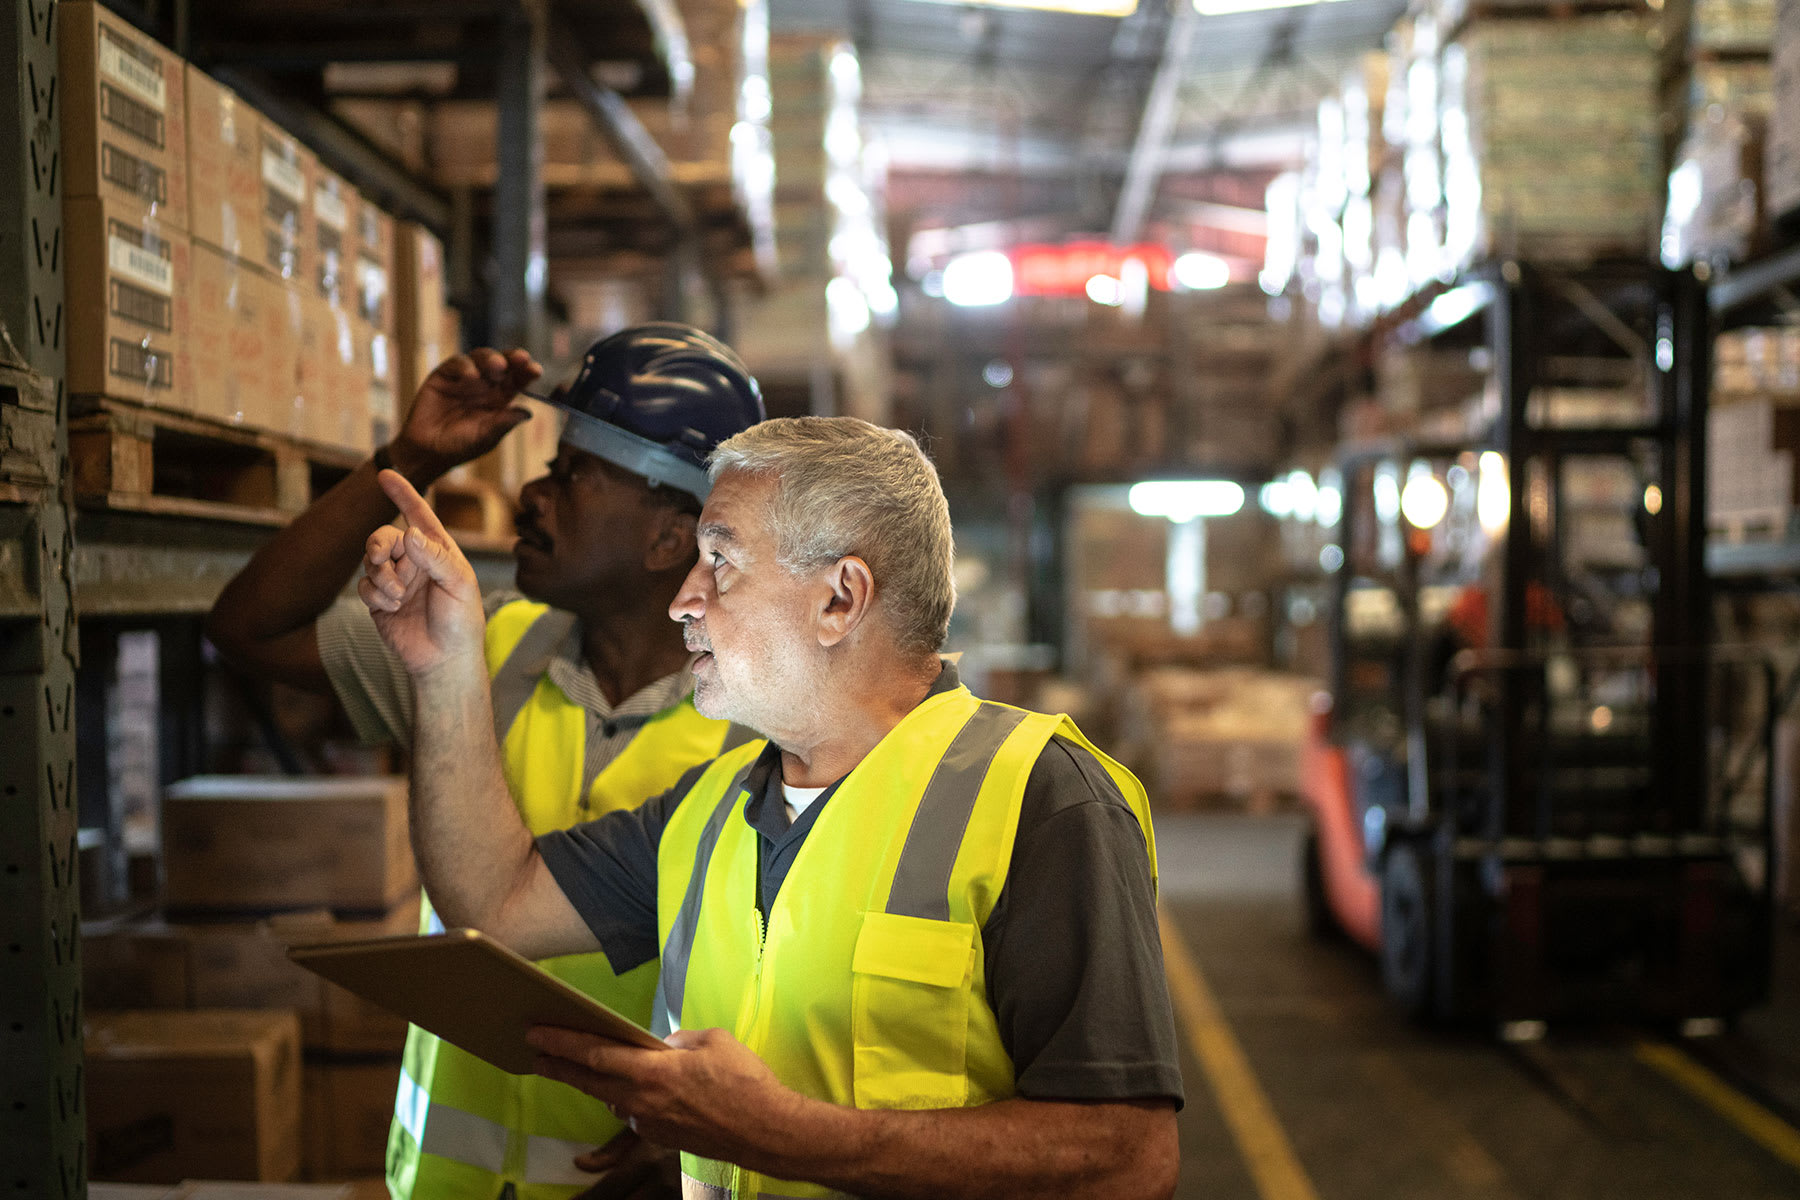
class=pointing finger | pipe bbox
[377,470,451,541]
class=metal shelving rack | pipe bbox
[0,1,84,1192]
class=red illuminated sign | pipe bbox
[1008,242,1174,297]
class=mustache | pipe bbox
[513,511,551,548]
[681,619,711,653]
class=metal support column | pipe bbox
[492,0,548,358]
[0,1,83,1195]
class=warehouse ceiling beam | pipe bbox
[213,68,453,230]
[545,11,696,236]
[1113,0,1202,242]
[493,0,551,356]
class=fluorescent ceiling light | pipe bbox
[942,251,1013,307]
[1172,252,1231,290]
[1194,0,1342,15]
[902,0,1138,16]
[1129,480,1245,522]
[1086,274,1124,306]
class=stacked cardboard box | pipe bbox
[63,10,387,454]
[62,2,190,411]
[392,221,447,410]
[355,202,399,449]
[1440,16,1663,266]
[86,1010,303,1185]
[1710,327,1800,536]
[118,776,418,1181]
[1120,667,1316,810]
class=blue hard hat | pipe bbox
[550,322,764,501]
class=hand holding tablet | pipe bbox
[289,927,665,1075]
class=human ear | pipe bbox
[644,507,698,574]
[817,556,875,649]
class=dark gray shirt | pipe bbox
[537,665,1184,1107]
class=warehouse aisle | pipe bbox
[1158,813,1800,1200]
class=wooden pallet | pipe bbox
[69,397,363,525]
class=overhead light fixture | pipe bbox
[1172,252,1231,290]
[941,251,1013,307]
[1129,480,1245,522]
[1086,274,1125,306]
[905,0,1139,17]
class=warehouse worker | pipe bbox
[207,323,765,1200]
[356,416,1184,1199]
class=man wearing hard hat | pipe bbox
[208,323,765,1200]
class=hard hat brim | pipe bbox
[554,403,714,502]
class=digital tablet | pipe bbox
[288,927,665,1073]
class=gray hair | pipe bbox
[708,417,956,655]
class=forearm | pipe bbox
[206,441,448,678]
[408,655,538,936]
[758,1096,1178,1200]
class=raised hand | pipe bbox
[359,470,486,678]
[390,347,542,476]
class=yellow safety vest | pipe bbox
[388,599,743,1200]
[653,685,1156,1200]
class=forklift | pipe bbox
[1301,262,1777,1026]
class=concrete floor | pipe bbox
[1158,812,1800,1200]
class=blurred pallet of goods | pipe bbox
[1661,0,1784,268]
[50,3,427,526]
[1269,0,1669,332]
[1710,326,1800,539]
[1120,668,1317,812]
[84,777,416,1186]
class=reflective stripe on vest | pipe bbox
[389,600,744,1200]
[396,1068,604,1186]
[653,760,758,1037]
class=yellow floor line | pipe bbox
[1158,905,1322,1200]
[1635,1041,1800,1173]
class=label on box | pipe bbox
[98,29,166,112]
[262,150,306,205]
[314,187,349,233]
[108,235,173,295]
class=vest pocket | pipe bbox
[850,911,975,1110]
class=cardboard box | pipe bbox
[82,898,420,1052]
[302,1059,402,1180]
[354,204,395,332]
[86,1010,302,1185]
[186,66,261,260]
[65,196,189,409]
[83,924,190,1011]
[356,317,399,450]
[189,241,280,428]
[298,290,360,448]
[259,124,315,283]
[258,282,306,440]
[392,221,446,405]
[162,776,414,913]
[61,1,188,229]
[313,168,355,306]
